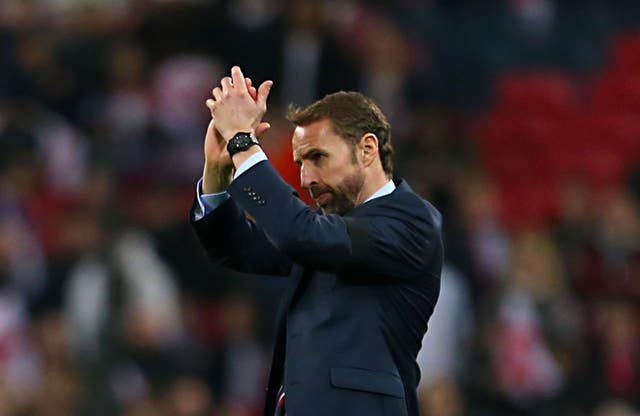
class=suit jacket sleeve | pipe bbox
[228,161,442,281]
[190,194,293,276]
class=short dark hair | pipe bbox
[287,91,394,176]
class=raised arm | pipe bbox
[227,161,443,282]
[191,74,288,275]
[190,195,292,276]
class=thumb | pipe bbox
[255,122,271,137]
[256,80,273,109]
[206,118,216,134]
[206,119,225,142]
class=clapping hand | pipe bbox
[201,68,272,193]
[206,66,273,142]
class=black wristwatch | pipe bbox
[227,132,260,156]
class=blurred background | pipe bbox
[0,0,639,415]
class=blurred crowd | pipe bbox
[0,0,639,415]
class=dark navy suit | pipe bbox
[191,160,443,416]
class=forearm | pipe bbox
[191,197,292,275]
[202,144,263,194]
[197,150,268,221]
[202,161,233,194]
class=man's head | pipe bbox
[288,91,393,215]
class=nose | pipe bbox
[300,162,318,190]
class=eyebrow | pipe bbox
[293,148,329,165]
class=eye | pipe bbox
[310,153,324,165]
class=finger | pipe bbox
[212,87,223,101]
[255,122,271,137]
[248,86,257,100]
[256,80,273,110]
[221,77,233,94]
[246,77,257,100]
[231,66,247,93]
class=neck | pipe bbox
[356,169,390,206]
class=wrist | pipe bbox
[231,145,262,169]
[223,128,255,142]
[227,131,260,158]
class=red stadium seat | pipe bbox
[609,31,640,76]
[591,73,640,113]
[497,181,558,230]
[556,114,627,188]
[585,112,640,164]
[479,110,566,228]
[476,58,640,227]
[480,110,578,183]
[576,149,626,189]
[494,70,578,112]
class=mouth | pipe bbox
[311,190,332,206]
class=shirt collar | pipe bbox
[362,179,396,204]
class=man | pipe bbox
[191,66,443,416]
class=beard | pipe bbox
[309,168,365,216]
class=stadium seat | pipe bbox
[493,70,577,112]
[609,31,640,76]
[497,181,558,230]
[585,112,640,164]
[591,72,640,113]
[481,111,573,183]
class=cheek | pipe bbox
[320,162,348,186]
[315,152,358,187]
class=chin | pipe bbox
[320,204,350,216]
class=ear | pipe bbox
[358,133,379,167]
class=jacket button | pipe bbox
[258,200,266,205]
[243,186,251,192]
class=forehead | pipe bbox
[292,119,344,157]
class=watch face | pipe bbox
[227,132,259,156]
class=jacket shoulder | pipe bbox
[358,182,442,232]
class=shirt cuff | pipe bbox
[194,150,267,221]
[194,178,230,221]
[233,149,268,179]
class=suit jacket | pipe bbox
[191,161,443,416]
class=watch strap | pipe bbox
[227,132,260,156]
